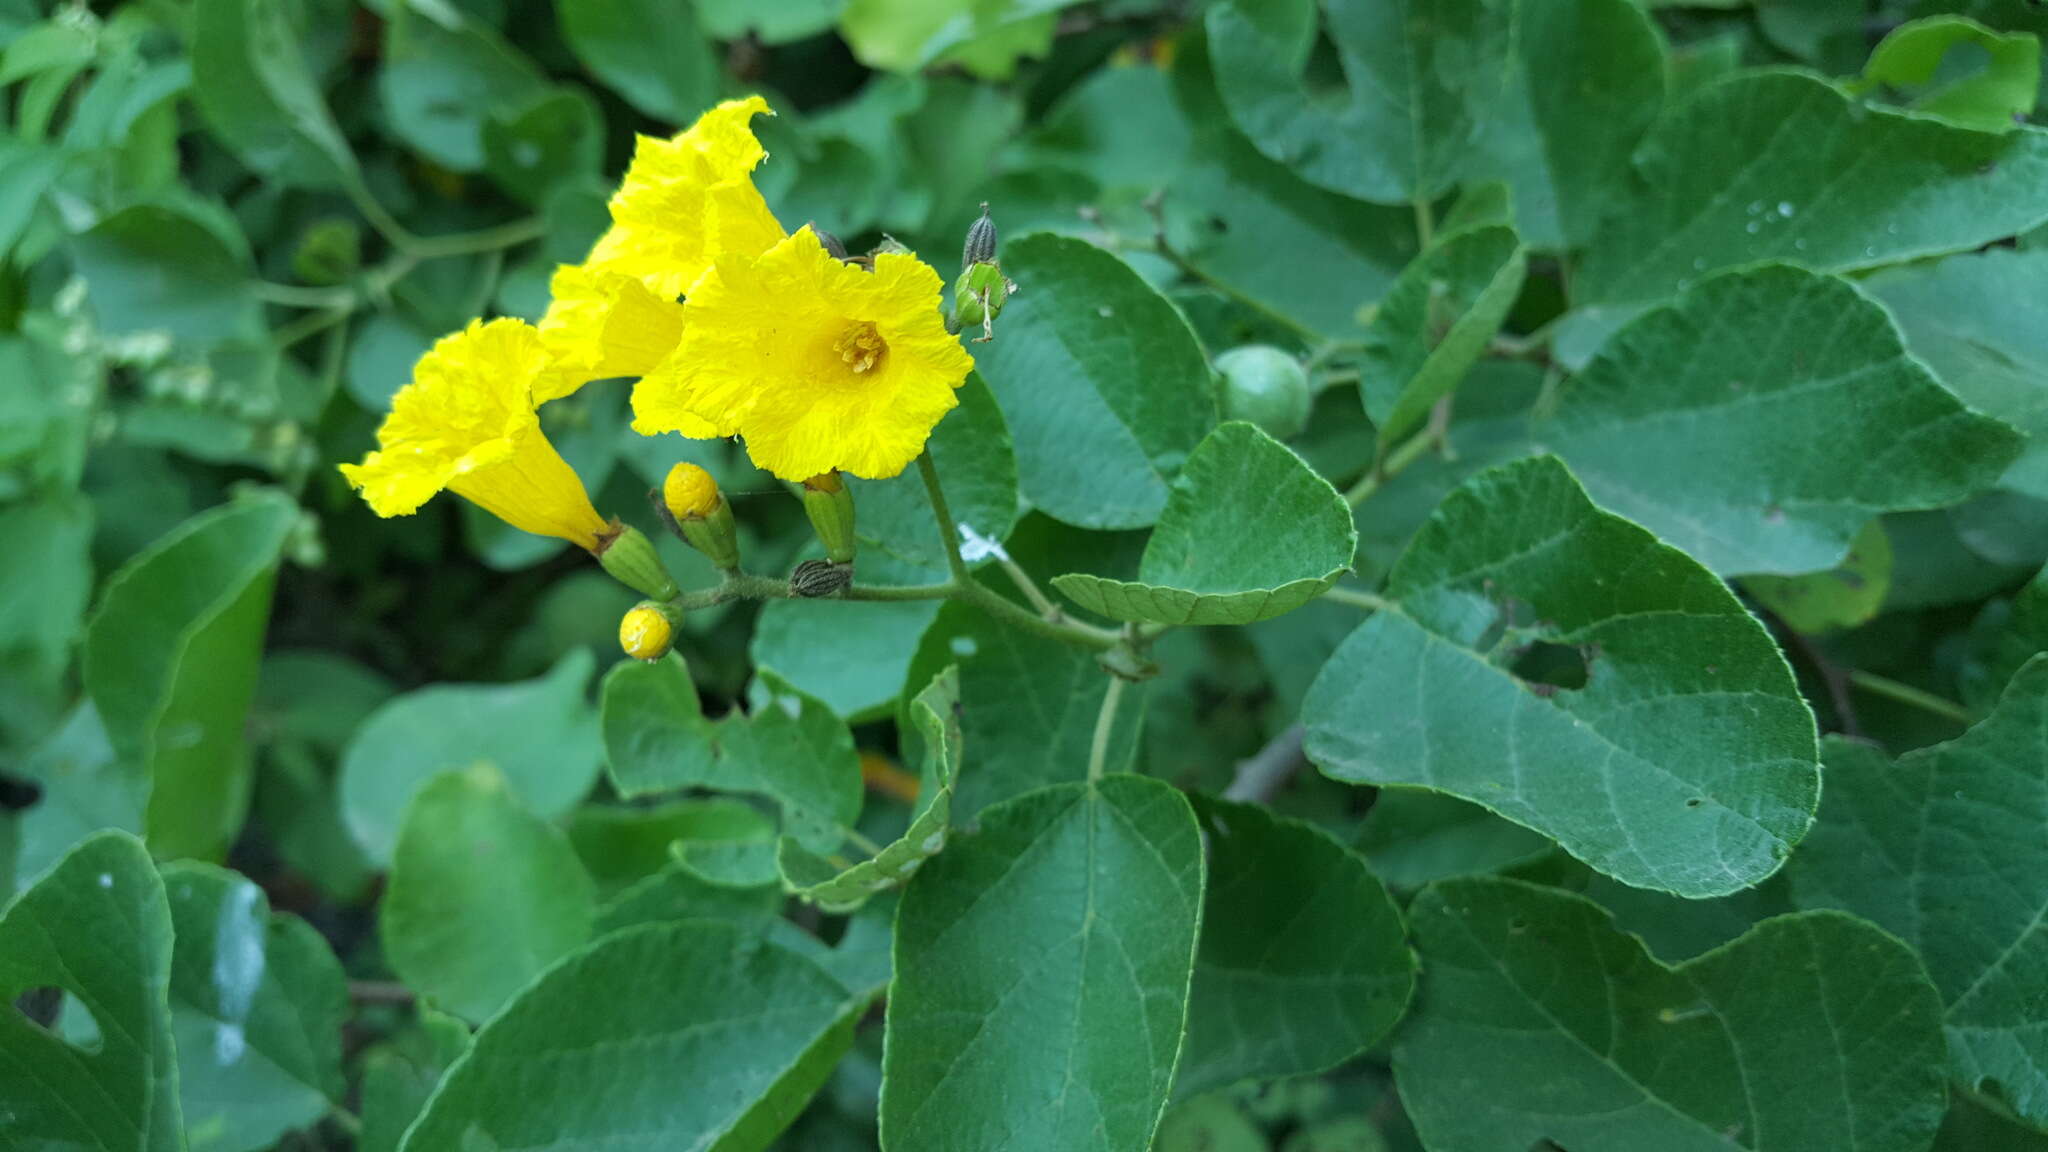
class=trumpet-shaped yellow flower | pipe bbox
[339,319,611,552]
[586,95,785,300]
[537,265,685,390]
[634,227,976,481]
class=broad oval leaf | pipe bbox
[1203,0,1502,205]
[880,775,1205,1152]
[1574,70,2048,339]
[1538,264,2020,576]
[557,0,718,124]
[848,374,1019,580]
[1359,224,1527,450]
[751,596,941,721]
[401,919,870,1152]
[1868,246,2048,501]
[380,765,597,1024]
[902,598,1145,818]
[1791,656,2048,1125]
[972,233,1217,530]
[84,492,296,861]
[778,667,961,912]
[1302,454,1819,897]
[1053,422,1355,626]
[340,648,602,865]
[191,0,359,188]
[0,831,181,1150]
[599,655,861,854]
[1175,796,1414,1099]
[163,862,347,1152]
[1396,878,1948,1152]
[1858,16,2040,132]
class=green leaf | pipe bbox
[480,86,602,206]
[1175,796,1414,1099]
[1354,788,1554,891]
[1201,0,1499,205]
[568,797,767,898]
[1167,29,1418,342]
[70,202,263,347]
[971,233,1217,530]
[1302,455,1820,897]
[191,0,359,188]
[1574,71,2048,338]
[848,374,1018,579]
[162,862,346,1152]
[1537,265,2021,576]
[1938,1092,2048,1150]
[880,775,1205,1152]
[359,1010,470,1152]
[1052,422,1355,626]
[400,919,871,1152]
[751,596,941,721]
[1790,656,2048,1125]
[778,667,960,912]
[558,0,717,124]
[1156,1095,1268,1152]
[902,599,1146,818]
[1359,225,1527,449]
[0,491,93,693]
[378,8,549,172]
[1859,16,2040,131]
[380,764,597,1024]
[1742,520,1893,634]
[0,831,182,1151]
[599,655,861,854]
[838,0,1071,78]
[340,648,602,865]
[1396,877,1949,1152]
[593,857,781,937]
[1868,246,2048,501]
[84,492,296,861]
[697,0,841,44]
[1455,0,1667,250]
[1963,562,2048,708]
[14,702,145,891]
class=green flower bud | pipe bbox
[292,218,362,286]
[953,261,1015,343]
[963,202,998,267]
[596,522,680,601]
[801,471,857,565]
[1215,345,1312,440]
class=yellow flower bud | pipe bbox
[658,462,741,571]
[664,462,723,521]
[619,601,681,662]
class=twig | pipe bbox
[348,980,414,1005]
[1087,676,1129,783]
[1223,724,1305,803]
[1848,670,1972,727]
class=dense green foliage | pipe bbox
[8,1,2048,1150]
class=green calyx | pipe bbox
[596,523,680,601]
[801,473,858,565]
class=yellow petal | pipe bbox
[537,264,686,397]
[338,318,610,550]
[635,227,974,481]
[586,96,786,300]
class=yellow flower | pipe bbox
[585,95,785,300]
[338,319,611,552]
[537,265,685,389]
[535,96,784,435]
[634,227,976,481]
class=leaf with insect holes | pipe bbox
[1303,454,1819,897]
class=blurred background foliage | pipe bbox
[8,0,2048,1149]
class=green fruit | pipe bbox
[1215,345,1311,439]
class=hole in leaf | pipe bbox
[1686,798,1704,809]
[13,987,103,1055]
[1510,640,1590,692]
[0,773,39,812]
